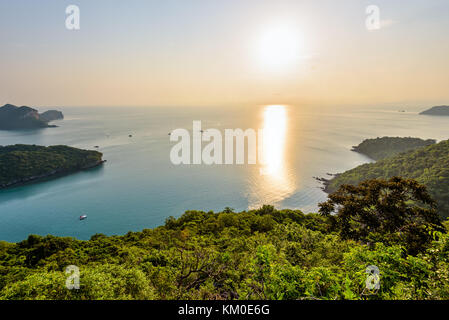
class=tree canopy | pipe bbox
[319,177,443,255]
[1,185,449,300]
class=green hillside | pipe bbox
[326,140,449,217]
[351,137,436,160]
[1,201,448,300]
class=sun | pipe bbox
[256,24,303,71]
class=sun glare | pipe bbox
[257,24,303,71]
[262,105,287,175]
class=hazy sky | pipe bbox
[1,0,448,107]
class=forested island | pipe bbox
[0,177,448,300]
[351,137,436,160]
[0,145,104,189]
[420,106,449,116]
[325,138,449,218]
[0,104,64,130]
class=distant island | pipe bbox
[351,136,436,160]
[323,138,449,218]
[420,105,449,116]
[0,145,104,189]
[39,110,64,122]
[0,104,64,130]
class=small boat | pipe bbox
[79,215,87,220]
[94,146,99,148]
[129,135,133,138]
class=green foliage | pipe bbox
[0,144,103,186]
[327,139,449,217]
[352,136,436,160]
[319,177,443,255]
[1,199,449,300]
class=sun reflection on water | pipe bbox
[247,105,296,208]
[261,105,287,175]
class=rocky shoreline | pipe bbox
[0,159,106,190]
[314,173,339,193]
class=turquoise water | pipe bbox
[1,105,448,242]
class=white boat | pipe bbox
[79,215,87,220]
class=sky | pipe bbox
[0,0,449,108]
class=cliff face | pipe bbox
[420,106,449,116]
[0,104,64,130]
[39,110,64,122]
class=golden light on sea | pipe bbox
[247,105,296,208]
[261,105,287,175]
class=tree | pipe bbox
[319,177,443,254]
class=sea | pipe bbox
[1,104,448,242]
